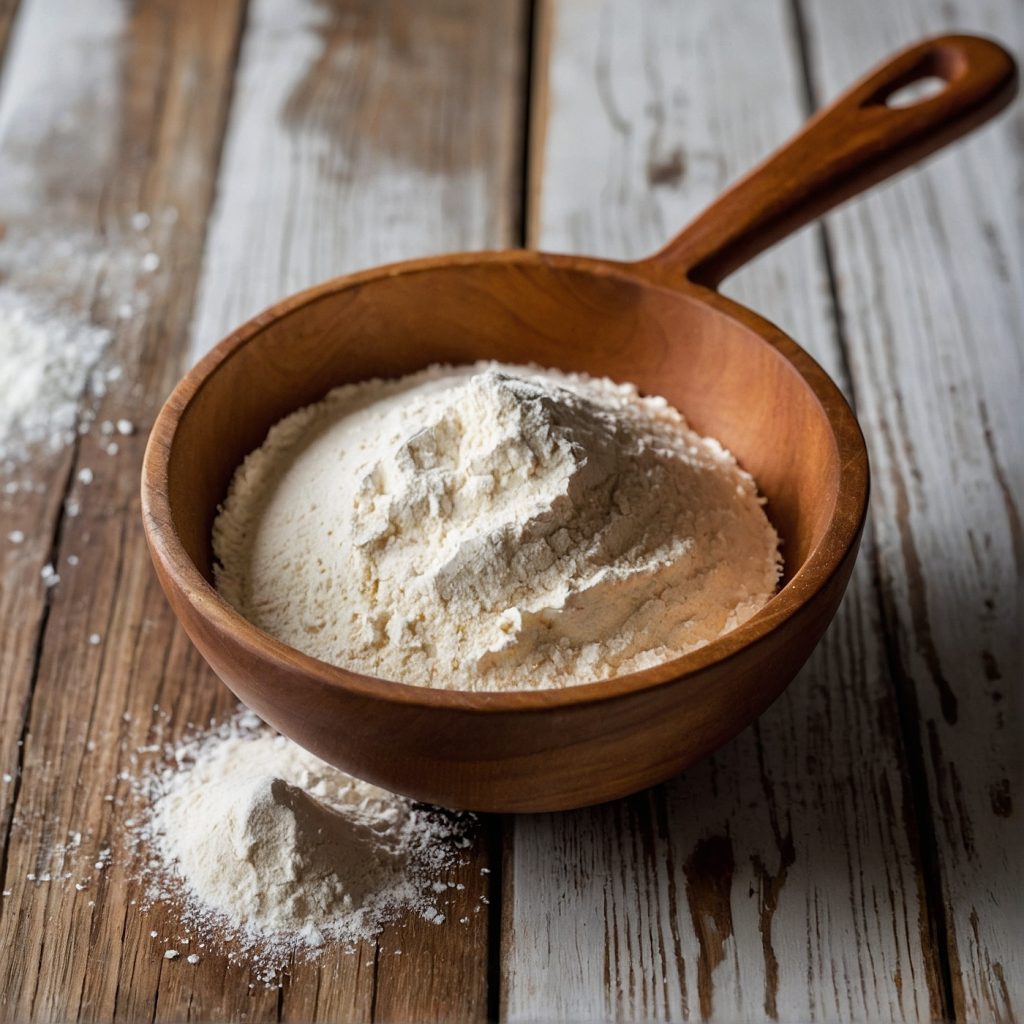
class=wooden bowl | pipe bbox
[142,35,1016,812]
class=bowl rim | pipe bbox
[141,248,869,713]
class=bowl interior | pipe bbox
[168,257,844,600]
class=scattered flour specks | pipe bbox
[130,711,472,977]
[0,288,115,471]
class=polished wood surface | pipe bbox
[142,34,1013,812]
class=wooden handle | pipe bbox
[638,34,1018,288]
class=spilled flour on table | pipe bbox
[0,287,115,471]
[131,711,472,977]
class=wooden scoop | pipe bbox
[142,35,1016,812]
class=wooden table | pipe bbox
[0,1,1019,1020]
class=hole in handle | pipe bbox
[884,75,948,107]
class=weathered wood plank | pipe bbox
[505,1,943,1019]
[189,0,526,361]
[0,0,249,1020]
[0,0,123,907]
[185,0,526,1021]
[799,1,1023,1018]
[0,0,522,1021]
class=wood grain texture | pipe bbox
[0,0,249,1019]
[0,0,524,1020]
[507,1,948,1018]
[188,0,526,362]
[641,34,1015,286]
[1,1,1016,1019]
[0,0,129,907]
[800,0,1023,1018]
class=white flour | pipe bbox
[137,712,469,968]
[0,288,115,471]
[214,363,781,689]
[15,705,475,982]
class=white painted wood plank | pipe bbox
[506,1,942,1019]
[801,1,1023,1019]
[189,0,525,363]
[529,0,846,387]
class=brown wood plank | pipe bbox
[504,1,945,1019]
[0,0,249,1020]
[0,0,118,899]
[798,1,1022,1018]
[0,0,18,54]
[3,0,525,1021]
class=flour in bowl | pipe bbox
[213,363,781,690]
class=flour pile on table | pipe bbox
[0,287,115,471]
[214,362,782,690]
[136,711,469,965]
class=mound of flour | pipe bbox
[213,363,781,690]
[140,714,466,956]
